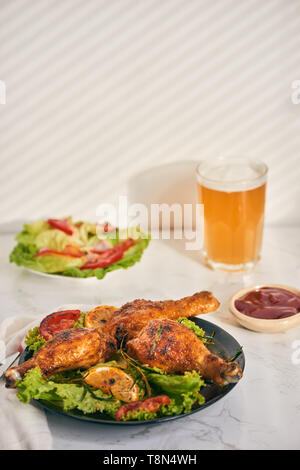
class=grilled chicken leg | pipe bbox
[105,291,219,345]
[4,327,116,388]
[126,319,242,386]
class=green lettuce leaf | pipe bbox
[120,391,205,422]
[16,366,205,421]
[77,222,97,245]
[16,367,121,416]
[146,370,205,396]
[22,220,50,236]
[116,366,205,421]
[25,327,46,353]
[10,243,84,273]
[72,312,86,328]
[34,229,84,251]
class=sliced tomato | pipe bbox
[115,395,171,421]
[39,310,82,341]
[81,238,135,270]
[48,218,74,235]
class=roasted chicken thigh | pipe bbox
[126,319,242,386]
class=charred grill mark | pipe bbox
[156,335,175,357]
[60,330,71,340]
[148,325,157,337]
[86,353,97,360]
[150,325,163,356]
[208,355,218,363]
[115,327,128,347]
[162,325,172,332]
[159,344,171,355]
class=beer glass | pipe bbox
[196,157,268,271]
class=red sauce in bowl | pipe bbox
[234,287,300,320]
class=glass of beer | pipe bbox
[196,157,268,271]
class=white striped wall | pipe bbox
[0,0,299,226]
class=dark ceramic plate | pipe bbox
[19,317,245,425]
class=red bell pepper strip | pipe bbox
[63,245,85,257]
[35,245,85,258]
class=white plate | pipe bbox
[23,267,100,282]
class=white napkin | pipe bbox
[0,313,53,450]
[0,304,93,450]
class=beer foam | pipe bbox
[197,160,267,192]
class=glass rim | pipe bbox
[196,157,268,190]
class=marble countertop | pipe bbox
[1,227,300,450]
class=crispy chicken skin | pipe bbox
[4,328,116,388]
[126,319,242,386]
[104,291,220,344]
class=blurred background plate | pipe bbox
[23,267,100,282]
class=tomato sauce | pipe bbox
[234,287,300,320]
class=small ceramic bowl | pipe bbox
[229,284,300,333]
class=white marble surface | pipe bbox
[1,227,300,450]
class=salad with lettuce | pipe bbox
[16,314,208,422]
[10,218,150,279]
